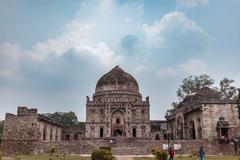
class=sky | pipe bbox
[0,0,240,121]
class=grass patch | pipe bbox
[133,156,239,160]
[9,155,90,160]
[4,155,240,160]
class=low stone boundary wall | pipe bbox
[1,139,235,156]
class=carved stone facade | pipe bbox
[85,66,151,138]
[168,87,240,143]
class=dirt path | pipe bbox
[116,156,133,160]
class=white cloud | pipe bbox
[158,67,176,77]
[158,59,208,77]
[74,42,121,66]
[0,43,21,77]
[179,59,208,74]
[28,20,120,67]
[176,0,209,7]
[142,11,210,48]
[132,65,146,75]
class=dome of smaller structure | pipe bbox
[95,66,139,93]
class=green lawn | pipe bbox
[3,155,240,160]
[4,155,91,160]
[133,156,240,160]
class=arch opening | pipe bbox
[189,120,196,140]
[100,127,104,138]
[155,133,160,140]
[132,128,137,137]
[114,129,123,137]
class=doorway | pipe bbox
[113,129,123,136]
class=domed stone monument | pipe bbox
[85,66,150,138]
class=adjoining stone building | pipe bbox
[168,87,240,143]
[1,107,63,154]
[150,120,168,140]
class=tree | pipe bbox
[0,120,4,140]
[171,101,178,109]
[176,74,215,100]
[220,78,237,99]
[44,111,79,128]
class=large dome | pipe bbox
[95,66,139,93]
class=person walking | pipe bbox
[199,146,205,160]
[109,138,113,148]
[169,147,175,160]
[113,138,116,147]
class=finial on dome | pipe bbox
[115,65,119,68]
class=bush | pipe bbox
[91,149,113,160]
[151,148,157,155]
[156,150,168,160]
[151,148,168,160]
[49,145,58,155]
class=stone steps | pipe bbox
[112,147,149,155]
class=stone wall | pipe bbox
[1,140,38,155]
[5,139,234,156]
[2,113,40,140]
[202,103,240,141]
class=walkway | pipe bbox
[115,156,133,160]
[115,155,153,160]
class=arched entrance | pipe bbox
[111,109,125,137]
[113,129,123,136]
[189,120,196,139]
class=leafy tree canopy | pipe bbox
[220,77,237,100]
[176,74,215,100]
[44,111,79,128]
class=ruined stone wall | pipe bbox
[1,110,40,155]
[1,107,63,155]
[202,103,240,141]
[2,113,40,141]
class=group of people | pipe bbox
[109,138,116,147]
[167,146,205,160]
